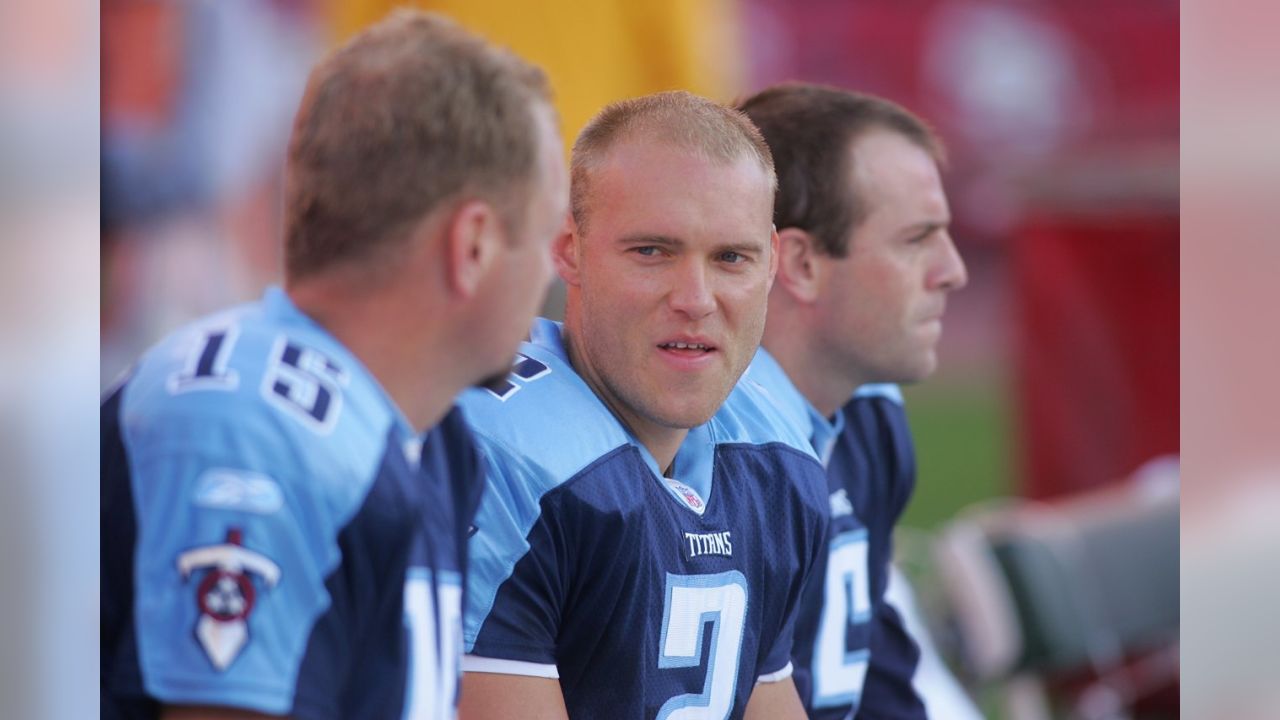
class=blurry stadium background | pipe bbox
[100,1,1179,718]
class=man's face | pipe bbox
[478,103,568,381]
[565,139,777,436]
[814,130,967,386]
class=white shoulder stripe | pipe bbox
[755,661,794,684]
[461,655,560,679]
[853,383,904,404]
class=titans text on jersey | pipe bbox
[747,348,927,720]
[102,287,482,720]
[458,319,830,719]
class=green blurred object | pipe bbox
[900,377,1012,531]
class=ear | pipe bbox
[552,210,582,287]
[445,199,503,299]
[765,224,781,287]
[774,227,821,304]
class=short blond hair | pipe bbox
[284,10,552,279]
[570,91,776,234]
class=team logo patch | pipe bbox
[177,529,281,671]
[665,478,706,515]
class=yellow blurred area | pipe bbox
[325,0,746,152]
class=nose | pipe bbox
[667,259,717,320]
[930,232,968,292]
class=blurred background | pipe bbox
[97,1,1182,718]
[99,0,1181,513]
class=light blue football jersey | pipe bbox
[102,287,481,720]
[458,319,830,719]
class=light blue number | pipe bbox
[657,571,749,720]
[812,530,871,709]
[402,569,462,720]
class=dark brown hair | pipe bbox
[737,83,944,257]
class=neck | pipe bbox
[561,313,688,474]
[287,275,458,433]
[762,313,863,420]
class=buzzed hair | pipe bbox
[570,90,776,234]
[284,10,552,279]
[737,82,945,257]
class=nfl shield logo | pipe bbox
[665,478,706,516]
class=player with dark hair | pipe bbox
[101,11,567,719]
[737,83,971,718]
[455,91,829,720]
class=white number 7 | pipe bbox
[657,571,749,720]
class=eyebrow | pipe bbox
[617,234,683,249]
[901,220,949,237]
[616,234,768,256]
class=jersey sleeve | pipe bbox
[849,390,928,718]
[462,435,567,676]
[123,412,347,716]
[859,596,927,718]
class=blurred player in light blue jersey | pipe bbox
[456,92,829,720]
[738,84,979,719]
[101,11,568,719]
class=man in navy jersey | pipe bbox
[737,84,977,719]
[101,11,567,719]
[456,91,830,720]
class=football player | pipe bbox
[456,91,830,720]
[738,83,975,719]
[101,11,567,719]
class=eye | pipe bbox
[633,246,661,257]
[718,251,746,264]
[908,226,947,245]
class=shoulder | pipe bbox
[742,347,815,440]
[118,294,406,507]
[716,369,820,463]
[853,382,905,405]
[709,369,829,515]
[841,384,917,516]
[457,323,632,490]
[844,384,912,451]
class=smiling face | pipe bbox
[560,138,777,445]
[814,130,968,387]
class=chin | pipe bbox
[902,354,938,383]
[675,388,734,428]
[649,395,720,430]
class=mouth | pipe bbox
[658,340,716,353]
[656,338,719,366]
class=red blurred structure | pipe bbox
[1015,199,1179,499]
[744,0,1180,499]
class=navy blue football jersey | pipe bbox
[101,287,482,720]
[458,319,830,719]
[747,349,926,720]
